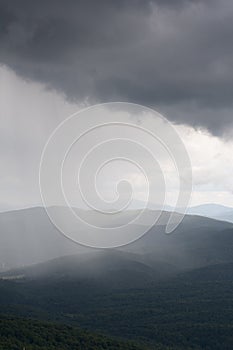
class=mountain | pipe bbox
[0,207,233,272]
[125,213,233,270]
[187,203,233,223]
[1,209,233,284]
[1,206,233,349]
[0,250,179,290]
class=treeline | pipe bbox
[0,317,153,350]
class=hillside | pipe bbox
[1,208,233,348]
[0,317,150,350]
[0,260,233,349]
[0,207,233,272]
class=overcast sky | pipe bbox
[0,0,233,211]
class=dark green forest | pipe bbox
[0,317,152,350]
[0,262,233,350]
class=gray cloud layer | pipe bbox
[0,0,233,134]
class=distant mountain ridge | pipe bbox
[0,206,233,278]
[186,203,233,223]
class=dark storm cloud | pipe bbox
[0,0,233,134]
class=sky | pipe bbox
[0,0,233,211]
